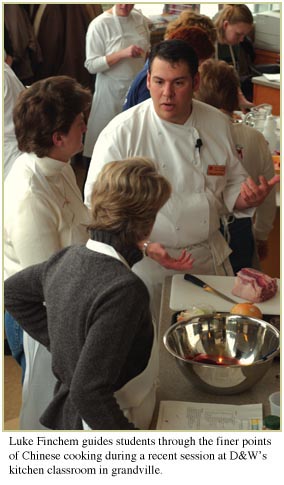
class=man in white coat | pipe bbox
[84,40,279,320]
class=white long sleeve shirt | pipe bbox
[83,8,150,157]
[85,99,250,251]
[230,122,276,240]
[85,8,150,78]
[4,152,90,279]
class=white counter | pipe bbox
[252,75,280,90]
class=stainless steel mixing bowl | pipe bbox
[163,313,280,395]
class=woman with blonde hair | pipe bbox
[214,4,255,105]
[214,4,253,45]
[5,158,171,430]
[196,58,276,273]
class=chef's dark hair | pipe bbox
[148,39,199,78]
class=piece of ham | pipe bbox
[232,268,278,302]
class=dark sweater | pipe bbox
[4,232,153,430]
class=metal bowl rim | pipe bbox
[163,313,280,367]
[166,312,280,336]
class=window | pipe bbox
[135,3,281,17]
[248,3,280,14]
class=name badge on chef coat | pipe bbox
[207,165,226,176]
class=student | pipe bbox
[5,158,172,430]
[214,4,255,105]
[195,58,276,272]
[4,76,92,429]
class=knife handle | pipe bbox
[184,274,206,288]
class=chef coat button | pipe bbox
[203,219,207,224]
[162,163,166,168]
[176,226,180,231]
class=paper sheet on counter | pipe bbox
[156,400,263,430]
[263,73,280,82]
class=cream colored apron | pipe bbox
[82,239,158,430]
[83,8,149,157]
[20,159,90,431]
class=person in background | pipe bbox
[165,9,217,43]
[4,76,92,429]
[83,4,150,160]
[4,3,42,85]
[31,4,102,91]
[84,40,279,321]
[123,25,214,110]
[5,158,172,430]
[4,25,14,66]
[163,4,200,15]
[4,59,25,366]
[214,4,255,106]
[195,58,276,272]
[167,25,215,63]
[4,61,24,180]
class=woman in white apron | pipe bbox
[5,158,172,430]
[4,76,92,429]
[83,4,150,158]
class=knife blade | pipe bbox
[184,274,238,305]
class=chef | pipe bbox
[84,40,279,320]
[83,3,150,159]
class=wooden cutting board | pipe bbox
[170,274,280,315]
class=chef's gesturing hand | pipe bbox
[146,243,194,271]
[234,175,280,210]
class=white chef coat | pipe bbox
[85,99,254,320]
[83,8,150,157]
[85,99,251,242]
[82,240,158,430]
[4,152,91,430]
[229,121,276,241]
[4,63,24,179]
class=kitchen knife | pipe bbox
[184,274,238,305]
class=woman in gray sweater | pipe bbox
[5,158,171,430]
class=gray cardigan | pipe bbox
[4,237,153,430]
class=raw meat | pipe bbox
[232,268,278,302]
